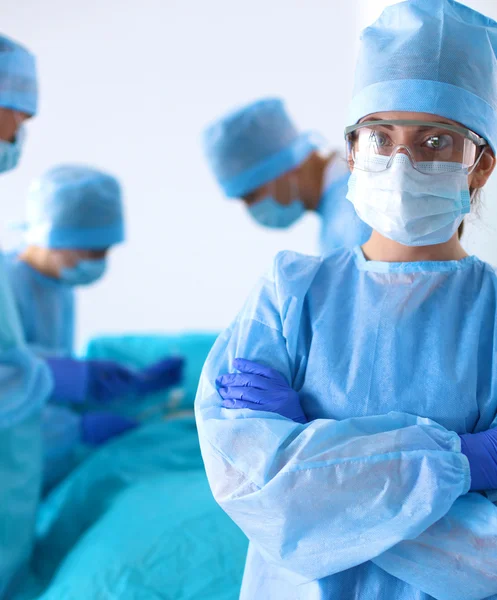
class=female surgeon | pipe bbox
[196,1,497,598]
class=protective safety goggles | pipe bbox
[344,119,488,174]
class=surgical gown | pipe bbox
[5,254,81,488]
[0,252,52,598]
[318,164,372,253]
[5,253,74,357]
[196,247,497,600]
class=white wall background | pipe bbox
[1,0,358,349]
[2,0,497,350]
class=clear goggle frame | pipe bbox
[344,119,488,174]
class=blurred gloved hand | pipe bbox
[46,357,137,405]
[216,358,307,424]
[81,412,138,446]
[460,428,497,491]
[133,357,184,395]
[87,360,138,403]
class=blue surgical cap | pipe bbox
[203,98,319,198]
[25,165,125,249]
[0,34,37,116]
[349,0,497,152]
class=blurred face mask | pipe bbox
[59,258,107,286]
[346,154,471,246]
[247,176,305,229]
[0,126,25,175]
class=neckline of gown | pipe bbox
[353,246,480,274]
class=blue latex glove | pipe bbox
[46,357,137,405]
[81,412,138,446]
[47,356,184,405]
[216,358,307,424]
[133,357,184,395]
[460,429,497,491]
[87,360,139,403]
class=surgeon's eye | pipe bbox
[423,134,453,151]
[369,131,391,148]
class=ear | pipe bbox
[471,148,496,189]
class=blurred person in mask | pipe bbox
[0,33,53,598]
[202,97,372,253]
[6,164,184,488]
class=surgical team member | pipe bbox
[9,164,125,358]
[0,34,52,597]
[6,165,183,486]
[202,97,372,253]
[196,1,497,598]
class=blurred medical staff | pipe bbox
[10,164,124,357]
[203,97,372,253]
[0,34,53,598]
[5,165,183,487]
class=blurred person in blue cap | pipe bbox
[203,97,372,253]
[5,164,184,489]
[11,164,125,357]
[197,1,497,598]
[0,35,182,597]
[0,33,54,597]
[0,34,37,175]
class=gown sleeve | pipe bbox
[372,493,497,600]
[195,251,470,583]
[372,410,497,600]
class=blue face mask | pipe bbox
[0,126,24,175]
[248,196,306,229]
[60,259,107,286]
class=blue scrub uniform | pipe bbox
[196,248,497,600]
[0,252,52,598]
[5,253,75,357]
[5,254,80,488]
